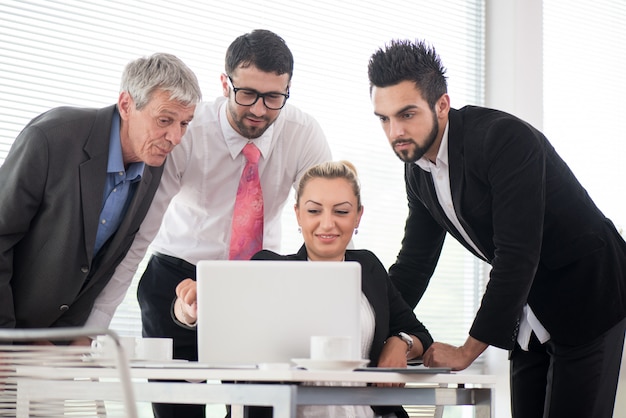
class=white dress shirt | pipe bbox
[416,123,549,351]
[86,97,331,328]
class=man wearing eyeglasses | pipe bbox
[86,29,331,418]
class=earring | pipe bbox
[298,227,302,234]
[354,228,359,235]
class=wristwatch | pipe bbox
[394,332,414,352]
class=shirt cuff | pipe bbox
[170,298,197,329]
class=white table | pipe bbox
[16,363,495,417]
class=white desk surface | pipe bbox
[20,360,496,386]
[14,361,496,418]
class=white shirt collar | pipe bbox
[415,121,450,171]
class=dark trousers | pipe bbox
[138,253,206,418]
[510,318,626,418]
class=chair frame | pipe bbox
[0,327,138,418]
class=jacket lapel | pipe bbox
[447,110,489,260]
[295,245,309,260]
[79,105,116,264]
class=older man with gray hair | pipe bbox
[0,53,202,345]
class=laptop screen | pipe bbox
[196,260,362,366]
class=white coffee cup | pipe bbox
[310,336,353,360]
[91,335,136,359]
[134,337,173,361]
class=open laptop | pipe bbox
[196,260,362,367]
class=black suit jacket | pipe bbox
[0,105,164,328]
[389,106,626,349]
[253,246,433,418]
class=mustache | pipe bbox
[391,138,416,146]
[244,113,270,122]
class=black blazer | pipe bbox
[389,105,626,349]
[0,105,164,328]
[253,245,433,418]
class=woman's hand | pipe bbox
[374,334,423,387]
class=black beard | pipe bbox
[392,116,439,163]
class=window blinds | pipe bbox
[0,0,486,348]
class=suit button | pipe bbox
[81,266,89,273]
[59,305,69,312]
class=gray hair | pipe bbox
[296,160,362,211]
[120,53,202,110]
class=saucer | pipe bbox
[291,358,369,371]
[130,358,186,364]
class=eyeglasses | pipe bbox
[226,76,289,110]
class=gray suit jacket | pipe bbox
[0,105,164,328]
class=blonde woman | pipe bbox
[175,161,433,418]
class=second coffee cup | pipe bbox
[310,336,353,360]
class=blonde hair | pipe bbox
[296,160,362,210]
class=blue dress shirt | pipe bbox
[94,110,144,255]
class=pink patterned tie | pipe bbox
[229,143,264,260]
